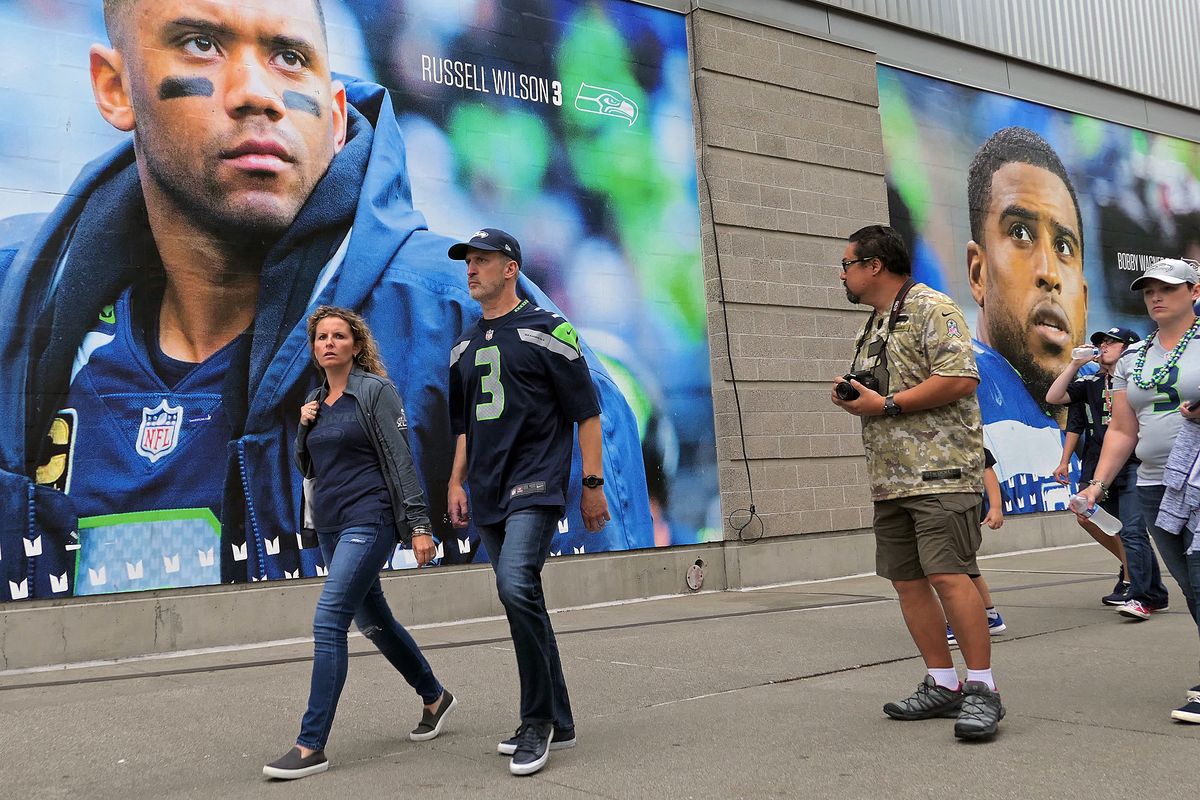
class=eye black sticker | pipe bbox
[283,90,321,117]
[158,76,214,100]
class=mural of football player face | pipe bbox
[968,161,1087,410]
[90,0,347,238]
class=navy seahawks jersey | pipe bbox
[450,300,599,525]
[45,287,234,595]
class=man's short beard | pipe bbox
[844,286,861,305]
[147,159,293,244]
[989,311,1061,417]
[138,134,299,248]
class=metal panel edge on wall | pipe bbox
[809,0,1200,111]
[694,0,1200,145]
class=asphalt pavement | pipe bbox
[2,542,1197,800]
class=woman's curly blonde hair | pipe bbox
[306,305,388,378]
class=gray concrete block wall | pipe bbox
[691,8,886,542]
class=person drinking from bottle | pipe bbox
[1076,258,1200,724]
[1047,327,1169,616]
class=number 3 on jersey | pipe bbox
[1153,365,1181,413]
[475,346,505,420]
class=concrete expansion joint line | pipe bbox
[1021,713,1198,739]
[642,623,1097,711]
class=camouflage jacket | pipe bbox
[854,283,984,501]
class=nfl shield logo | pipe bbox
[136,399,183,463]
[485,329,494,340]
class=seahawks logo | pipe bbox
[575,82,638,127]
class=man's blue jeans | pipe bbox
[1139,484,1200,640]
[477,507,574,730]
[298,520,443,750]
[1107,463,1168,607]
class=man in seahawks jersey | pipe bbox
[0,0,652,600]
[448,229,608,776]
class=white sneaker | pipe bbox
[1117,599,1151,620]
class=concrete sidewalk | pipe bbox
[2,543,1197,800]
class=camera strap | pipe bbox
[851,278,916,368]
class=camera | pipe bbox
[835,370,880,401]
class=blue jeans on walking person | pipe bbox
[1139,484,1200,639]
[477,507,574,731]
[297,519,443,750]
[1108,463,1169,607]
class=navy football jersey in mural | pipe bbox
[45,287,236,595]
[450,300,600,525]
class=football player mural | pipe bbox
[879,65,1200,514]
[0,0,716,600]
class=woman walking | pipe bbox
[1079,259,1200,723]
[265,306,456,779]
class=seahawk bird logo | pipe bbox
[574,82,638,127]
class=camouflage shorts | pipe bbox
[873,493,982,581]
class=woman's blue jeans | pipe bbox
[297,520,443,750]
[1109,463,1169,607]
[1139,484,1200,641]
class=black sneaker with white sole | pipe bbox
[509,723,553,776]
[1188,684,1200,702]
[410,689,457,741]
[263,747,329,780]
[1172,699,1200,723]
[498,724,575,755]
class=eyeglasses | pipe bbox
[840,256,875,270]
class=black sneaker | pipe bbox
[263,746,329,780]
[509,723,553,776]
[1172,699,1200,723]
[953,681,1005,740]
[498,724,576,755]
[1188,684,1200,702]
[1102,581,1130,606]
[883,675,963,720]
[410,689,457,742]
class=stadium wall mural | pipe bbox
[0,0,716,600]
[879,64,1200,514]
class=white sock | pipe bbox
[966,668,996,690]
[928,668,960,689]
[986,607,1000,619]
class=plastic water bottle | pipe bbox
[1071,345,1099,360]
[1068,494,1122,536]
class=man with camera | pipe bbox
[832,225,1004,740]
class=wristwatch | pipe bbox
[582,474,605,489]
[883,394,902,417]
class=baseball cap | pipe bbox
[447,228,522,264]
[1129,258,1200,290]
[1090,326,1141,346]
